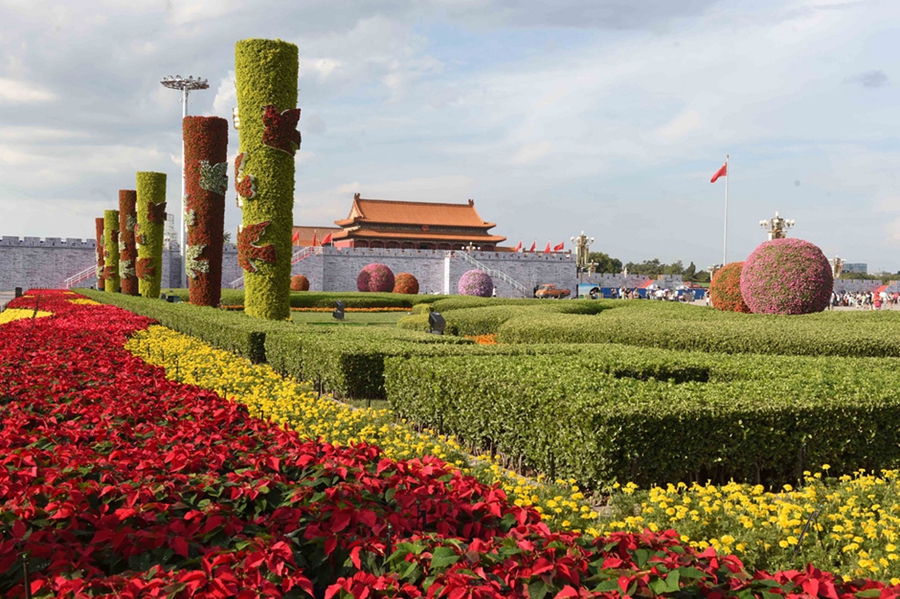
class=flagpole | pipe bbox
[723,154,729,265]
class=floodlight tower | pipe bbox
[160,75,209,288]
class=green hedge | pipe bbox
[164,289,441,309]
[399,301,609,336]
[385,347,900,487]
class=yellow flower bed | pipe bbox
[0,308,52,326]
[602,469,900,581]
[70,298,101,306]
[125,325,600,533]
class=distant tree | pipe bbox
[683,262,696,279]
[588,251,622,274]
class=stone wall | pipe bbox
[0,236,183,291]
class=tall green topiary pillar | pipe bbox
[103,209,120,293]
[118,190,139,296]
[235,38,301,320]
[136,172,167,299]
[94,217,105,291]
[183,116,228,307]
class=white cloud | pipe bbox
[509,141,553,165]
[657,110,704,142]
[0,78,55,104]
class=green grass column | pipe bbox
[136,171,167,299]
[183,116,228,307]
[103,209,120,293]
[118,190,139,296]
[235,38,300,320]
[94,217,105,291]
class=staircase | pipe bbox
[64,265,96,289]
[230,247,320,289]
[454,251,530,297]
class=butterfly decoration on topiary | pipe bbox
[119,259,135,280]
[234,153,257,206]
[136,257,156,281]
[199,160,228,196]
[185,244,210,279]
[238,221,276,273]
[147,202,167,225]
[261,105,301,156]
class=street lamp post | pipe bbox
[160,75,209,288]
[759,211,795,240]
[464,242,481,252]
[570,231,595,280]
[830,255,845,279]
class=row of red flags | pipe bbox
[292,230,334,246]
[513,240,565,254]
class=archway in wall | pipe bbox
[370,241,385,249]
[386,241,401,249]
[437,243,451,251]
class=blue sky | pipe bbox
[1,0,899,272]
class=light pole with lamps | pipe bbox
[570,231,595,280]
[160,75,209,288]
[759,211,795,240]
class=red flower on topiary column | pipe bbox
[147,201,167,225]
[238,221,277,273]
[234,153,256,202]
[262,106,302,156]
[136,257,156,281]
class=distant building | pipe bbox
[843,263,867,274]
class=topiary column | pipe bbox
[103,209,120,293]
[118,190,139,296]
[235,38,301,320]
[183,116,228,307]
[95,217,106,291]
[136,172,167,299]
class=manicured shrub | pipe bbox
[235,38,301,320]
[118,190,138,296]
[184,116,228,307]
[709,261,750,313]
[357,263,395,292]
[458,269,493,297]
[103,210,120,293]
[290,274,310,291]
[741,238,833,315]
[393,272,419,295]
[94,217,105,291]
[136,171,167,299]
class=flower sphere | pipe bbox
[709,262,750,313]
[290,274,310,292]
[393,272,419,295]
[357,263,395,292]
[458,269,494,297]
[740,238,833,315]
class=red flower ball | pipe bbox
[357,263,395,292]
[290,274,310,292]
[393,272,419,295]
[740,238,833,315]
[709,262,750,313]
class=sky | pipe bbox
[1,0,899,272]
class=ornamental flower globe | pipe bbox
[458,270,494,297]
[709,262,750,313]
[740,238,833,315]
[393,272,419,295]
[290,274,310,292]
[357,263,395,292]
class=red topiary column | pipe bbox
[183,116,229,307]
[94,217,105,291]
[118,190,139,296]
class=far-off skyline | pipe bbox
[1,0,899,271]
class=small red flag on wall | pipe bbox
[553,241,565,251]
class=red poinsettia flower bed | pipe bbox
[0,290,896,599]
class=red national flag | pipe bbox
[710,162,727,183]
[544,241,551,255]
[553,241,565,252]
[321,232,333,246]
[311,230,318,247]
[291,229,300,245]
[514,240,522,252]
[528,241,537,253]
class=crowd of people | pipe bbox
[830,290,899,309]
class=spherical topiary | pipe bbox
[458,269,494,297]
[740,238,833,315]
[290,274,310,292]
[709,261,750,313]
[357,263,395,292]
[393,272,419,295]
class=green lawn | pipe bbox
[290,310,409,327]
